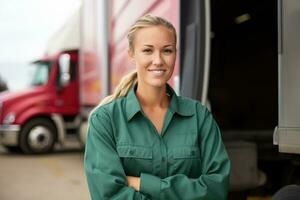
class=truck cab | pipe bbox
[0,50,80,153]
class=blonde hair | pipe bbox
[98,71,137,106]
[99,15,176,106]
[127,14,177,51]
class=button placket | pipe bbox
[191,150,195,156]
[159,139,168,178]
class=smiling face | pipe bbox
[128,25,177,89]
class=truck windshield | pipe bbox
[30,61,51,86]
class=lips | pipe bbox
[148,69,166,76]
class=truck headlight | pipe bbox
[3,113,16,124]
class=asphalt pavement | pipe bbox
[0,145,90,200]
[0,144,273,200]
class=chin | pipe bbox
[146,79,168,88]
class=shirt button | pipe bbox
[129,150,134,155]
[162,157,166,162]
[191,150,195,156]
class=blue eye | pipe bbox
[163,49,173,54]
[142,49,152,53]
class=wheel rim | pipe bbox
[28,126,53,150]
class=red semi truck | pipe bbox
[0,1,179,153]
[0,8,82,153]
[0,0,299,197]
[0,49,80,153]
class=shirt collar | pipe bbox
[167,85,195,117]
[125,84,195,121]
[125,84,142,121]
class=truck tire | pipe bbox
[19,118,57,154]
[79,121,88,146]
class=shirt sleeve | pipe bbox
[139,104,230,200]
[84,107,150,200]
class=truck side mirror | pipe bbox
[58,54,71,86]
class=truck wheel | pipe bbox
[20,118,57,154]
[79,121,88,146]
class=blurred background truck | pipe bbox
[0,0,299,198]
[0,8,82,154]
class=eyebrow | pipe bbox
[143,44,175,48]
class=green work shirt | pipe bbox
[84,85,230,200]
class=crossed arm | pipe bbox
[127,176,141,191]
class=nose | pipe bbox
[152,52,163,66]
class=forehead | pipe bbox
[133,25,176,46]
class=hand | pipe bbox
[127,176,140,192]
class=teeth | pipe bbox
[153,71,163,74]
[149,69,165,76]
[148,69,165,71]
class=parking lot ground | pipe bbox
[0,145,90,200]
[0,144,274,200]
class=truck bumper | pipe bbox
[0,125,20,146]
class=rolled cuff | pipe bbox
[140,173,161,199]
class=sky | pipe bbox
[0,0,81,91]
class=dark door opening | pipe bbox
[209,0,287,195]
[209,0,278,132]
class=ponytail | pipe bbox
[98,71,137,106]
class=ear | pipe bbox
[128,49,135,64]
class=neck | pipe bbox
[136,83,169,108]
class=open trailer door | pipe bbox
[180,0,211,106]
[274,0,300,154]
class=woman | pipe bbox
[84,15,230,200]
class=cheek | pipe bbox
[135,57,152,71]
[167,55,176,69]
[135,60,148,77]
